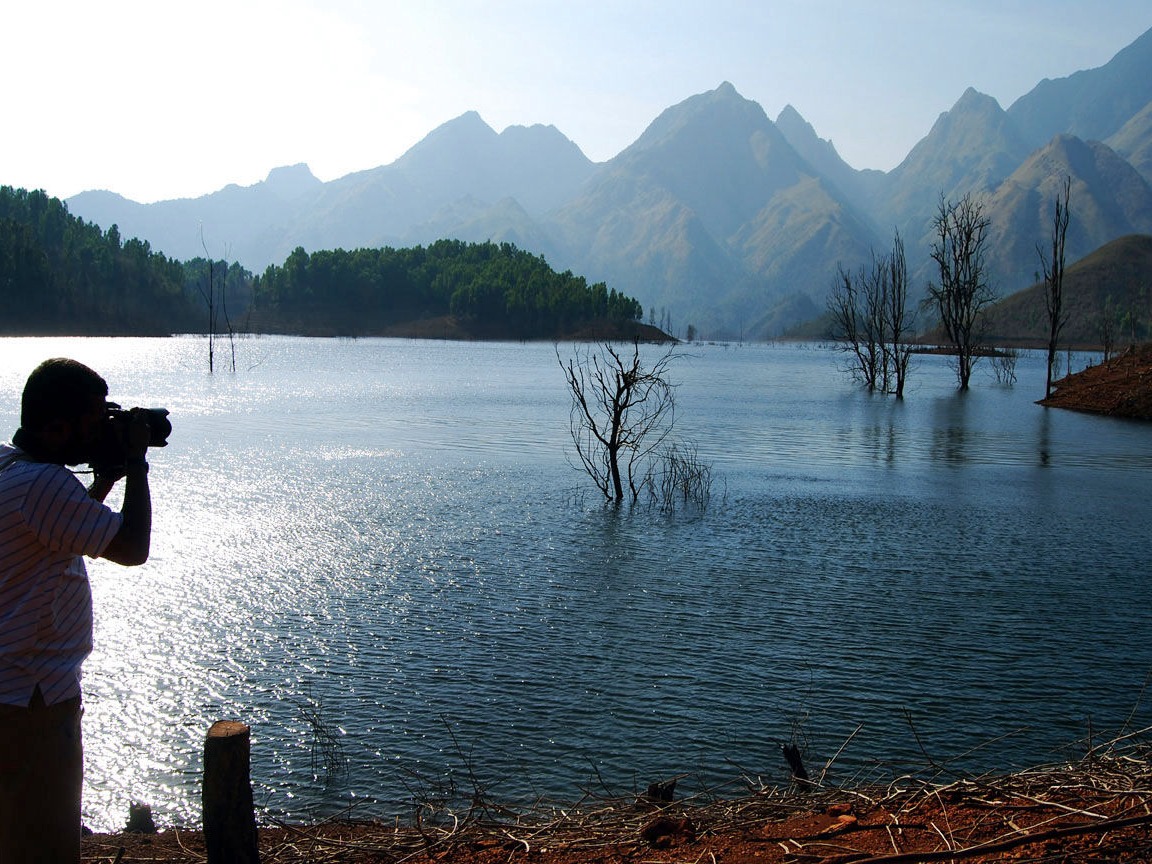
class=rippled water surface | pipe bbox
[0,337,1149,831]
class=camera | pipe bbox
[108,405,171,448]
[90,405,171,468]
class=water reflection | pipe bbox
[930,392,971,464]
[1037,407,1053,467]
[858,402,904,465]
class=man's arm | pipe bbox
[96,411,153,566]
[99,460,150,565]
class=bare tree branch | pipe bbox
[558,341,677,503]
[927,193,997,391]
[828,231,914,397]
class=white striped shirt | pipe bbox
[0,443,122,707]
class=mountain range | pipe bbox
[66,26,1152,340]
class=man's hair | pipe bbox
[21,357,109,431]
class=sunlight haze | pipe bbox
[3,0,1150,202]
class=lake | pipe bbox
[0,336,1149,832]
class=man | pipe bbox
[0,358,154,863]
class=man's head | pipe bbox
[16,358,109,465]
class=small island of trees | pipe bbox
[249,240,645,339]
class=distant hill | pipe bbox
[546,83,881,338]
[68,163,325,271]
[61,25,1152,341]
[69,119,595,272]
[1007,27,1152,151]
[1107,101,1152,184]
[983,234,1152,347]
[982,136,1152,295]
[775,104,885,210]
[883,88,1033,245]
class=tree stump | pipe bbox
[203,720,260,864]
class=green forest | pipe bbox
[0,186,644,339]
[0,187,190,334]
[250,241,643,337]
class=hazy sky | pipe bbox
[4,1,1150,203]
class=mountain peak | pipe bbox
[953,87,1003,114]
[434,110,498,141]
[498,123,593,167]
[393,111,500,174]
[776,104,805,123]
[500,122,575,146]
[775,105,815,138]
[265,162,315,181]
[401,112,497,156]
[774,103,872,197]
[263,163,321,199]
[627,82,769,155]
[1033,132,1133,183]
[1007,25,1152,148]
[885,84,1027,233]
[453,109,488,126]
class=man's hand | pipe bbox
[98,408,153,565]
[88,409,151,500]
[124,408,152,461]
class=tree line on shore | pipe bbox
[0,186,190,334]
[0,186,644,339]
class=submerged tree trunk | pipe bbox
[1042,177,1072,400]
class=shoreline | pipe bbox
[81,735,1152,863]
[1038,342,1152,420]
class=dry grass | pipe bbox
[82,728,1152,863]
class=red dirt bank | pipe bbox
[81,743,1152,863]
[1039,343,1152,420]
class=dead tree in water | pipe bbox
[558,341,676,504]
[1040,176,1071,400]
[198,230,217,372]
[197,232,238,373]
[927,193,997,391]
[829,230,914,397]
